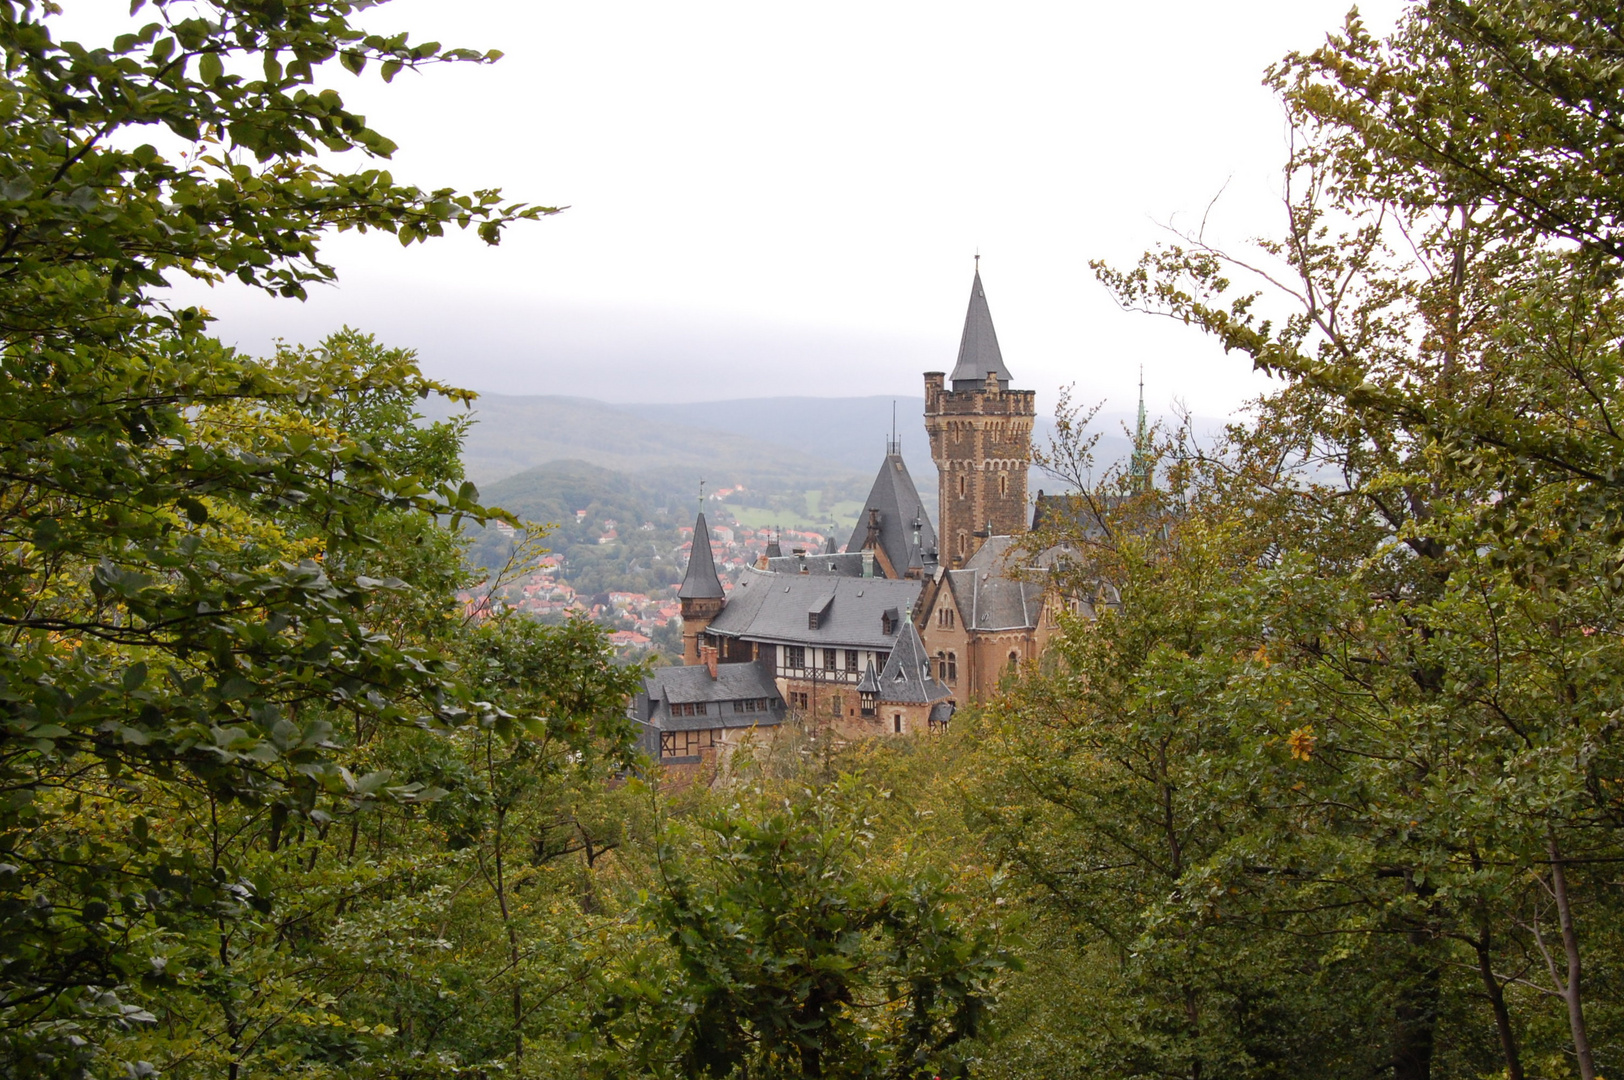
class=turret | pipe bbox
[679,510,726,665]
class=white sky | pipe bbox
[140,0,1408,417]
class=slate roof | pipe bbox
[635,662,785,732]
[877,621,953,704]
[844,452,938,578]
[1030,489,1115,536]
[945,536,1051,631]
[949,268,1014,391]
[928,702,955,729]
[766,551,870,577]
[707,566,923,648]
[678,510,725,599]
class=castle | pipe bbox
[632,265,1068,770]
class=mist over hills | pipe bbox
[429,392,1209,531]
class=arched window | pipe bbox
[947,652,957,681]
[1008,650,1020,670]
[999,474,1008,496]
[957,474,967,498]
[958,532,968,556]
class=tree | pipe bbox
[0,2,554,1072]
[619,777,1013,1080]
[1070,3,1624,1077]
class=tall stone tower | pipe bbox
[923,265,1035,567]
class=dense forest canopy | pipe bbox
[3,0,1623,1078]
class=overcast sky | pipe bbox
[141,0,1406,418]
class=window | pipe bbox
[1008,651,1020,670]
[957,475,967,498]
[824,648,837,672]
[937,607,955,629]
[999,474,1009,496]
[860,688,876,717]
[876,651,890,671]
[947,652,957,682]
[893,714,903,734]
[790,691,809,710]
[936,651,947,680]
[845,649,859,673]
[828,694,843,717]
[786,645,806,670]
[808,611,821,630]
[958,532,967,556]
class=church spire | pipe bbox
[1129,368,1152,495]
[948,263,1013,390]
[678,509,725,599]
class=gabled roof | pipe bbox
[636,662,785,732]
[944,535,1051,631]
[844,452,938,578]
[949,268,1013,390]
[678,510,725,599]
[877,621,952,704]
[706,566,922,648]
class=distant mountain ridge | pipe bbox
[429,391,1206,501]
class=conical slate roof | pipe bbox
[844,451,938,578]
[949,268,1013,390]
[857,657,880,695]
[679,510,725,599]
[877,621,952,704]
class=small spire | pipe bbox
[679,508,725,599]
[1129,368,1152,495]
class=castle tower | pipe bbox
[678,509,726,665]
[923,265,1036,566]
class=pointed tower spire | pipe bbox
[948,264,1013,390]
[679,510,725,600]
[1129,368,1152,495]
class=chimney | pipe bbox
[861,550,874,578]
[986,370,1000,394]
[700,644,719,679]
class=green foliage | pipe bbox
[1026,3,1624,1078]
[624,777,1013,1080]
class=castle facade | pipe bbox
[634,265,1065,773]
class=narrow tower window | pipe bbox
[957,475,967,498]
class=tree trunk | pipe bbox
[1471,929,1524,1080]
[1547,833,1597,1080]
[1393,932,1439,1080]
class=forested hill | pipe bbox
[425,390,1175,502]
